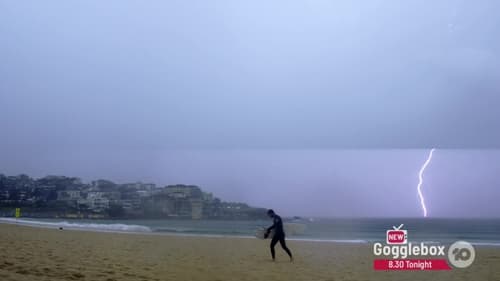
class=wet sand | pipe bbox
[0,223,498,281]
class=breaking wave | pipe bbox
[0,218,152,232]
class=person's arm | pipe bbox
[266,220,277,233]
[265,217,279,237]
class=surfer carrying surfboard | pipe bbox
[265,209,293,262]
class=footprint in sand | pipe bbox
[15,268,29,275]
[69,272,85,279]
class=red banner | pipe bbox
[373,259,452,271]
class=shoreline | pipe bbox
[1,223,499,281]
[0,218,370,245]
[1,217,500,247]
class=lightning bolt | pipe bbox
[417,148,435,217]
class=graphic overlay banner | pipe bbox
[373,259,451,271]
[373,224,476,272]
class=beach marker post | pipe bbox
[15,208,21,222]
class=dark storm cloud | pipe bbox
[1,1,500,217]
[1,149,499,218]
[1,0,499,150]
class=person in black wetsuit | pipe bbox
[265,209,293,261]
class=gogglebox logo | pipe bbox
[386,224,407,244]
[373,224,475,271]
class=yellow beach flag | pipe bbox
[15,208,21,218]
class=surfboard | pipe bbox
[255,223,306,239]
[255,227,274,239]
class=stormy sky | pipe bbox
[1,1,499,217]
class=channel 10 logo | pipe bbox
[448,241,476,268]
[386,224,408,245]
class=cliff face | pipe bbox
[0,174,267,220]
[141,185,266,219]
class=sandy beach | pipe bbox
[0,223,498,281]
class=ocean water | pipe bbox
[2,217,499,246]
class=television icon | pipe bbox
[386,224,408,244]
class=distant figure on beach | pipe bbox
[265,209,293,262]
